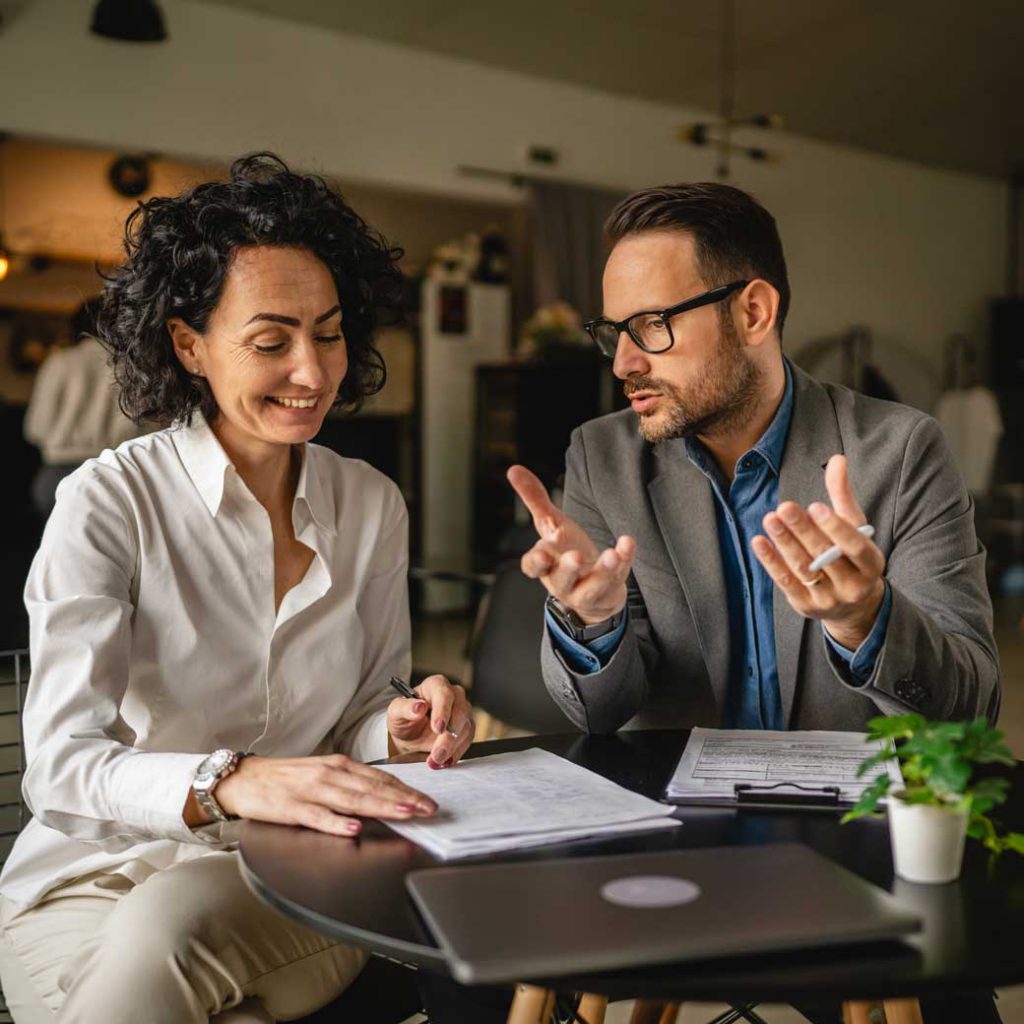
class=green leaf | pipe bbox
[841,773,892,822]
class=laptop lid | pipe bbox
[406,843,920,984]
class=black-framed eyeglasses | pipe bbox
[583,280,748,359]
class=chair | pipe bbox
[467,556,577,739]
[0,648,29,1024]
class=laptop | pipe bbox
[406,843,920,984]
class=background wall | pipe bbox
[0,0,1008,376]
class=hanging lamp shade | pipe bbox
[90,0,167,43]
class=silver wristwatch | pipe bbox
[192,749,246,823]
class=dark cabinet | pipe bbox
[473,359,610,561]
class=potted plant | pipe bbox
[842,714,1024,884]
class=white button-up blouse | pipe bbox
[1,414,406,908]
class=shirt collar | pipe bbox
[293,444,337,536]
[172,412,232,517]
[683,357,794,479]
[172,413,336,535]
[749,357,794,477]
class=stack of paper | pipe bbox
[665,727,902,805]
[376,748,680,859]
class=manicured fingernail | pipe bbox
[443,757,454,769]
[433,746,450,764]
[809,503,829,522]
[346,821,361,833]
[396,803,418,814]
[766,517,785,535]
[417,801,436,815]
[434,719,447,735]
[427,757,440,770]
[413,701,427,714]
[781,506,800,523]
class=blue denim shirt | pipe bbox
[548,362,891,726]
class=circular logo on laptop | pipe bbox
[600,875,702,909]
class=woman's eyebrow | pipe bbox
[244,304,341,328]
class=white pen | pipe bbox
[808,525,875,573]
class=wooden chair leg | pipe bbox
[507,984,554,1024]
[473,709,496,741]
[629,999,681,1024]
[882,998,924,1024]
[577,992,609,1024]
[842,1002,880,1024]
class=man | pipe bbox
[509,183,998,738]
[504,181,1002,1024]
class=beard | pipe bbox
[624,316,763,445]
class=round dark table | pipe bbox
[239,730,1024,1005]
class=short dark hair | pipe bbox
[98,152,405,426]
[604,182,790,336]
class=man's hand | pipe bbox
[386,674,475,769]
[507,465,635,624]
[751,454,886,650]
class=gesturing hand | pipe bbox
[212,753,437,836]
[387,674,475,769]
[507,465,635,624]
[751,454,886,650]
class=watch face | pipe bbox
[197,749,233,779]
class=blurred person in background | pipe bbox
[23,297,142,516]
[0,153,474,1024]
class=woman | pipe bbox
[0,154,474,1024]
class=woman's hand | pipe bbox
[387,674,475,769]
[204,754,438,836]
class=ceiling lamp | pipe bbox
[0,237,9,284]
[677,0,782,178]
[90,0,167,43]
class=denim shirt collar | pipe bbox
[684,358,794,481]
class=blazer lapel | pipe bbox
[648,442,730,717]
[774,365,844,726]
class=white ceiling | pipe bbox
[205,0,1024,180]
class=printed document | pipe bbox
[377,748,680,858]
[665,727,902,805]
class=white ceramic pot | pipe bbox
[887,793,969,884]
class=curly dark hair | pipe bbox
[98,152,405,425]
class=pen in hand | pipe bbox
[389,676,460,739]
[808,524,875,573]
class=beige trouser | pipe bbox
[0,852,367,1024]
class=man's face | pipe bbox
[602,230,760,444]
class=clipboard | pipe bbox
[733,782,843,810]
[662,727,902,811]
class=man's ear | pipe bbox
[738,279,780,349]
[167,318,204,376]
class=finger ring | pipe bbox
[800,573,825,587]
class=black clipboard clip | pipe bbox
[734,782,842,808]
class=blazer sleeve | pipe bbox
[540,428,659,733]
[825,416,1000,722]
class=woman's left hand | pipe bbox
[387,674,476,769]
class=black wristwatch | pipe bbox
[546,596,623,643]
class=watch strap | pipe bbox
[193,750,248,823]
[546,596,622,643]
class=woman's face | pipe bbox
[170,245,348,453]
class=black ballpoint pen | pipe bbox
[389,676,460,738]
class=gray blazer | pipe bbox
[541,364,999,733]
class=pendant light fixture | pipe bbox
[677,0,783,178]
[90,0,167,43]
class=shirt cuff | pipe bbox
[546,607,628,675]
[347,709,390,763]
[823,582,892,685]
